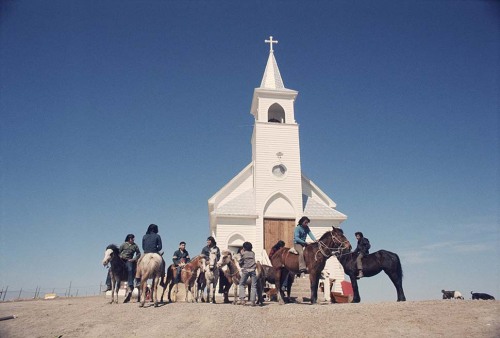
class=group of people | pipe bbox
[105,217,371,305]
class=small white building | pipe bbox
[208,37,347,293]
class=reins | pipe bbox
[314,231,349,261]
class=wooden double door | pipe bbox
[263,218,296,253]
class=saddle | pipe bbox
[288,248,298,255]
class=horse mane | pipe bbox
[317,227,344,242]
[106,244,119,252]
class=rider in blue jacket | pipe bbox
[293,216,316,278]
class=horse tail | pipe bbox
[395,253,403,280]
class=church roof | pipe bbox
[260,51,285,89]
[303,195,347,220]
[214,189,257,217]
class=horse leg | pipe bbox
[232,282,238,305]
[350,275,361,303]
[286,274,293,299]
[152,276,160,307]
[309,272,320,304]
[139,278,147,307]
[110,276,116,304]
[385,269,406,302]
[212,278,217,303]
[274,268,286,305]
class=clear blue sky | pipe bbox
[1,1,498,302]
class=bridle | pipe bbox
[315,231,350,261]
[217,254,238,276]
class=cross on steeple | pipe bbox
[265,36,278,53]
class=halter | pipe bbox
[314,231,349,261]
[220,254,240,277]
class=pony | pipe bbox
[197,248,219,303]
[262,264,294,301]
[136,253,163,307]
[218,250,265,305]
[270,226,351,304]
[337,250,406,303]
[160,255,206,303]
[102,244,139,304]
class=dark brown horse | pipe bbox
[102,244,140,304]
[337,250,406,303]
[160,255,206,303]
[270,227,351,304]
[262,264,294,301]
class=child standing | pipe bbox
[238,241,257,306]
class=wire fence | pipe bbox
[0,282,108,302]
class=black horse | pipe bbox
[102,244,140,304]
[337,250,406,303]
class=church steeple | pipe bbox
[250,36,298,122]
[260,36,285,89]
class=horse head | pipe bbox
[317,227,351,257]
[208,248,218,271]
[102,244,119,266]
[218,250,233,268]
[195,255,207,270]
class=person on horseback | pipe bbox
[238,241,258,306]
[136,224,166,287]
[201,236,220,262]
[294,216,317,278]
[172,241,190,284]
[119,234,141,302]
[354,231,370,279]
[269,240,285,258]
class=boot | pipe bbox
[356,269,364,279]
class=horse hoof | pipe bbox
[139,303,144,308]
[154,303,158,307]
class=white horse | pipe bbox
[199,248,219,303]
[137,253,163,307]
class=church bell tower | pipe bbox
[250,36,303,223]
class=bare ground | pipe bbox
[0,295,498,338]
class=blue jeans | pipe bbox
[126,261,136,289]
[239,270,257,302]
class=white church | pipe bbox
[208,37,348,293]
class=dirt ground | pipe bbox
[0,294,498,338]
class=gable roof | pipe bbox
[215,189,256,217]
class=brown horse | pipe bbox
[160,255,206,303]
[270,227,351,304]
[218,250,265,305]
[137,253,163,307]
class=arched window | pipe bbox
[268,103,285,123]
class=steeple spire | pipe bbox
[260,36,285,89]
